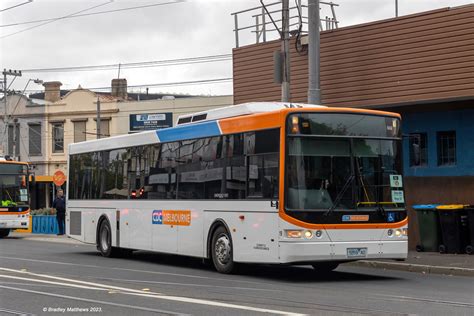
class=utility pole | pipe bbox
[2,69,22,155]
[395,0,398,17]
[96,97,101,139]
[281,0,291,102]
[308,0,321,104]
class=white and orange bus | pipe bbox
[0,157,31,237]
[66,103,408,273]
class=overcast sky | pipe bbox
[0,0,472,97]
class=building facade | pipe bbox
[1,79,233,209]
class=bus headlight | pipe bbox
[387,229,393,237]
[402,228,408,236]
[395,229,402,237]
[304,230,313,239]
[285,230,302,238]
[315,230,323,238]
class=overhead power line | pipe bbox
[21,54,232,73]
[0,0,113,39]
[0,0,33,13]
[86,78,233,90]
[0,0,186,28]
[20,77,233,93]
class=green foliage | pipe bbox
[30,208,56,215]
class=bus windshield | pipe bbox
[286,113,403,211]
[0,164,29,207]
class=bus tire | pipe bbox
[97,219,118,257]
[312,262,339,273]
[211,226,235,274]
[0,229,10,238]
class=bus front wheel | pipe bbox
[97,220,118,257]
[0,229,10,238]
[211,226,235,274]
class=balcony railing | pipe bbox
[231,0,339,48]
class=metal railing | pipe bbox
[231,0,339,48]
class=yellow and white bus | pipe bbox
[66,103,408,273]
[0,157,31,237]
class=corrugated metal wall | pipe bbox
[232,5,474,107]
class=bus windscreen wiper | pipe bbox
[324,174,354,216]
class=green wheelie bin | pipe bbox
[436,205,469,254]
[412,204,441,252]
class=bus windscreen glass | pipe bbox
[286,113,403,211]
[0,164,29,207]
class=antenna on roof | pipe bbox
[117,63,121,79]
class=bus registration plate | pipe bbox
[347,247,367,258]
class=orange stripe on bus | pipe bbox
[0,161,29,165]
[279,211,408,230]
[279,107,401,118]
[0,210,30,216]
[218,111,282,134]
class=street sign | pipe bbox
[53,170,66,186]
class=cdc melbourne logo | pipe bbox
[152,210,163,224]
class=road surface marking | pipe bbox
[0,267,306,315]
[0,274,109,291]
[0,307,36,316]
[0,285,187,316]
[122,291,306,315]
[90,276,283,293]
[0,255,272,286]
[376,294,474,308]
[0,267,162,295]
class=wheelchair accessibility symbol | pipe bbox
[387,212,396,223]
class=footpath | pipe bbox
[346,251,474,277]
[9,232,474,277]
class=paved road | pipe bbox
[0,236,473,316]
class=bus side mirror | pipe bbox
[30,174,36,186]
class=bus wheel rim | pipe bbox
[101,226,109,252]
[215,235,231,264]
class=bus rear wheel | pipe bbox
[211,226,236,274]
[312,262,339,273]
[0,229,10,238]
[97,220,118,257]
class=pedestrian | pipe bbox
[53,189,66,235]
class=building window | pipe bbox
[74,121,86,143]
[100,120,110,138]
[437,131,456,166]
[409,133,427,166]
[28,123,42,156]
[52,123,64,153]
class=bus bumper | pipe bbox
[279,240,408,263]
[0,216,30,230]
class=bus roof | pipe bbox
[0,159,29,166]
[69,103,401,155]
[176,102,326,126]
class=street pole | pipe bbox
[281,0,291,102]
[2,71,6,154]
[308,0,321,105]
[96,97,101,139]
[2,69,22,155]
[395,0,398,17]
